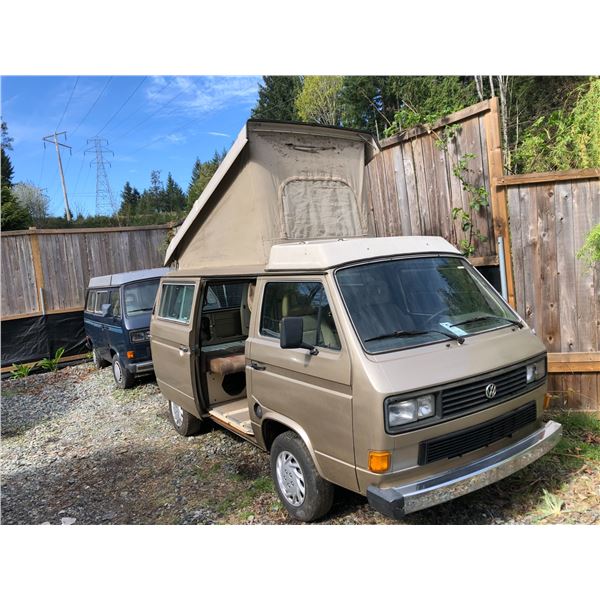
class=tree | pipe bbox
[13,182,50,225]
[296,76,344,126]
[252,76,303,121]
[139,170,165,214]
[186,149,226,210]
[118,181,141,219]
[164,172,186,212]
[1,119,32,231]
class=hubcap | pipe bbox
[113,360,122,382]
[276,450,305,507]
[170,402,184,428]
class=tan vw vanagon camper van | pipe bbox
[150,121,561,522]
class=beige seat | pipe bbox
[281,292,339,348]
[208,354,246,376]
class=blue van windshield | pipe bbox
[124,280,160,316]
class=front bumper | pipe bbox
[367,420,562,519]
[127,360,154,375]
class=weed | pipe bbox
[10,363,36,379]
[39,347,65,372]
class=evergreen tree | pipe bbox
[186,149,226,210]
[164,172,186,212]
[118,181,141,219]
[251,76,303,121]
[1,120,32,230]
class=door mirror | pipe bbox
[280,317,319,355]
[101,303,112,317]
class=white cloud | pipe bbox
[207,131,231,137]
[145,76,260,118]
[165,133,186,144]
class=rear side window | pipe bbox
[158,283,195,323]
[86,291,97,312]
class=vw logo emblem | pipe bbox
[485,383,497,399]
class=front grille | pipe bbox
[441,365,528,417]
[418,401,537,465]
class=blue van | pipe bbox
[84,267,169,388]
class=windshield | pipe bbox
[124,279,160,316]
[336,256,518,353]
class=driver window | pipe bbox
[260,281,341,350]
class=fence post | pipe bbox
[485,97,516,308]
[29,229,45,315]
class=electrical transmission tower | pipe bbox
[85,137,116,216]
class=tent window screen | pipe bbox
[281,178,362,239]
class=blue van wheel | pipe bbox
[112,356,135,389]
[93,348,109,369]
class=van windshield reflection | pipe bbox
[336,256,518,353]
[124,280,160,316]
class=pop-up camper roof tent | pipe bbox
[164,120,380,269]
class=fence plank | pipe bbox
[507,187,525,316]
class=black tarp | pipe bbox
[1,311,86,367]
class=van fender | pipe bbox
[260,410,326,479]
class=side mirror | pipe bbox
[101,303,112,317]
[280,317,319,355]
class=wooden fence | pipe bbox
[503,169,600,410]
[1,224,170,320]
[365,97,515,305]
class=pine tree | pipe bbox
[251,76,303,121]
[164,172,186,212]
[118,181,141,219]
[1,120,32,230]
[186,149,226,210]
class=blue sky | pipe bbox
[1,76,262,216]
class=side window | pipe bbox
[86,291,96,312]
[110,290,121,318]
[203,282,245,311]
[260,281,341,350]
[95,291,109,314]
[158,283,195,324]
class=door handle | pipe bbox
[250,361,266,371]
[178,345,190,357]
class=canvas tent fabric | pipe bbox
[165,121,379,269]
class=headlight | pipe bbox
[130,329,150,343]
[526,357,546,383]
[387,394,436,428]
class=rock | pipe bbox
[61,517,77,525]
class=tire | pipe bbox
[112,356,135,389]
[270,431,334,522]
[92,347,109,369]
[168,400,202,436]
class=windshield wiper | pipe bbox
[450,315,523,329]
[364,329,464,344]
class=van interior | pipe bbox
[198,280,256,437]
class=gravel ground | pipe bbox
[1,363,598,525]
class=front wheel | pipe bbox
[112,356,135,389]
[270,431,334,522]
[169,400,202,436]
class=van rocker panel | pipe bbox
[366,420,561,519]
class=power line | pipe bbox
[113,86,187,143]
[95,77,147,137]
[56,76,79,131]
[106,77,173,138]
[71,77,113,137]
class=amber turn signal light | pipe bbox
[127,351,135,359]
[368,450,391,473]
[543,393,552,410]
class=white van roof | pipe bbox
[266,236,461,271]
[87,267,169,289]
